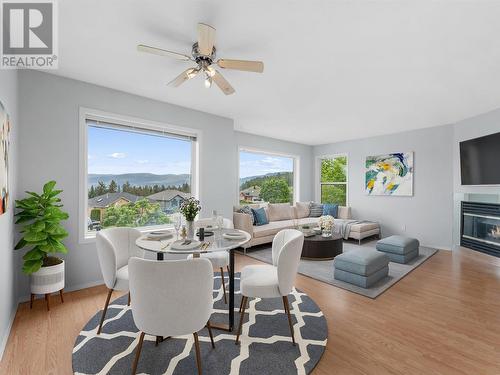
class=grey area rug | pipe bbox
[242,239,438,299]
[72,273,327,375]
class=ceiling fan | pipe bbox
[137,23,264,95]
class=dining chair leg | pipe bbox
[128,292,131,306]
[45,294,50,311]
[235,296,247,345]
[97,289,113,334]
[238,296,244,313]
[193,332,202,375]
[131,331,145,375]
[155,336,160,347]
[206,320,215,349]
[59,289,64,303]
[220,267,227,304]
[30,294,34,309]
[283,296,295,346]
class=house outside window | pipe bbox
[319,155,348,206]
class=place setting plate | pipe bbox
[170,239,201,250]
[222,230,247,240]
[144,230,175,240]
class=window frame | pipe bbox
[315,153,349,206]
[79,107,200,243]
[237,146,300,204]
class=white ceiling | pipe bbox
[55,0,500,145]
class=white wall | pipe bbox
[451,108,500,247]
[16,70,236,298]
[314,125,454,250]
[0,70,18,359]
[235,131,314,202]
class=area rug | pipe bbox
[242,240,438,299]
[72,273,327,375]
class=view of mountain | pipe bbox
[240,171,293,188]
[88,173,190,188]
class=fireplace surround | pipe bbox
[461,201,500,257]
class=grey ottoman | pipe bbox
[334,249,389,288]
[376,235,419,263]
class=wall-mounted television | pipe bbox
[460,131,500,185]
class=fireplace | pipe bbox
[461,201,500,257]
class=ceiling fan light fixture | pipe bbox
[204,75,212,88]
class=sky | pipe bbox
[87,124,192,175]
[88,124,294,177]
[239,151,293,178]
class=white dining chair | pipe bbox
[188,217,234,304]
[235,229,304,345]
[129,257,215,375]
[95,227,143,334]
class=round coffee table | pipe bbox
[301,233,343,260]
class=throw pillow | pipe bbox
[309,202,324,217]
[237,205,255,225]
[295,201,311,218]
[323,203,339,218]
[267,203,293,221]
[251,207,269,226]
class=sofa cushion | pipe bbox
[253,219,296,238]
[376,235,419,255]
[295,201,310,218]
[323,203,339,217]
[252,207,269,226]
[349,222,380,233]
[309,202,324,217]
[297,217,319,226]
[267,203,293,222]
[337,206,351,220]
[334,249,389,276]
[236,205,255,224]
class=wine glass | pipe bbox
[174,214,181,239]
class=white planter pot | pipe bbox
[30,260,65,295]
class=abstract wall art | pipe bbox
[365,152,413,196]
[0,101,11,215]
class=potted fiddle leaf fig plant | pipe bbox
[15,181,69,308]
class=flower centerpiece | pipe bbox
[179,197,201,239]
[318,215,335,237]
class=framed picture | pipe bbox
[0,101,11,215]
[365,152,413,196]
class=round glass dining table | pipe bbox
[135,228,251,332]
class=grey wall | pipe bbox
[451,109,500,247]
[235,131,314,202]
[16,70,236,298]
[0,70,18,358]
[314,125,455,250]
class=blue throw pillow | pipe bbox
[251,207,269,226]
[323,203,339,218]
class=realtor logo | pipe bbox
[1,0,58,69]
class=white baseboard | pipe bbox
[0,303,18,362]
[423,244,452,251]
[17,279,104,303]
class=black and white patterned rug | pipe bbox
[72,273,327,374]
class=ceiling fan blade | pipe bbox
[167,67,200,87]
[217,59,264,73]
[212,70,235,95]
[137,44,191,61]
[197,23,216,56]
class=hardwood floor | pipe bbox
[1,248,499,375]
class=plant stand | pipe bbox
[30,290,64,311]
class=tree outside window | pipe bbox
[320,156,347,206]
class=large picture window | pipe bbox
[239,149,296,204]
[319,155,348,206]
[81,111,197,239]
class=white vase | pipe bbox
[30,260,65,295]
[186,221,195,240]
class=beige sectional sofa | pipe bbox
[234,202,379,250]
